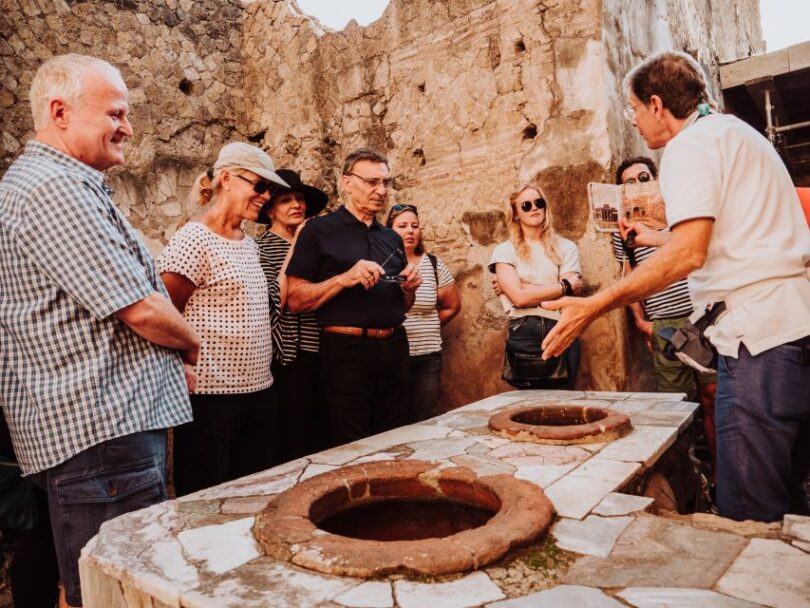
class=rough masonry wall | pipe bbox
[0,0,246,251]
[0,0,762,409]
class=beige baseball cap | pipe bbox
[213,142,290,188]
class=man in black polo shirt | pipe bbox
[286,147,421,444]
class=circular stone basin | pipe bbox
[254,460,553,578]
[489,404,632,445]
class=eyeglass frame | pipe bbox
[348,172,394,190]
[622,171,652,184]
[233,173,275,195]
[519,198,547,213]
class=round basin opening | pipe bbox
[317,497,496,541]
[511,407,607,426]
[489,404,633,445]
[255,460,554,578]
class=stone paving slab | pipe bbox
[783,513,810,542]
[592,426,679,468]
[487,584,624,607]
[715,538,810,608]
[551,515,633,557]
[543,458,641,519]
[618,587,766,607]
[629,410,694,431]
[394,572,505,608]
[176,517,260,575]
[335,581,394,607]
[564,514,748,588]
[179,560,356,608]
[592,493,654,517]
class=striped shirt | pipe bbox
[0,142,191,475]
[611,233,693,320]
[403,254,454,356]
[256,230,320,364]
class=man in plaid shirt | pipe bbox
[0,54,199,607]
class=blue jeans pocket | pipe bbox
[56,463,163,505]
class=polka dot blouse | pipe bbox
[157,222,273,394]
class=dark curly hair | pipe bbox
[615,156,658,185]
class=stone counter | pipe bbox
[79,390,810,608]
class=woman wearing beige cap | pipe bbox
[157,142,289,496]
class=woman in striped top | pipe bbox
[256,169,330,462]
[386,204,461,422]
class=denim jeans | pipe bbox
[408,352,443,423]
[30,430,168,607]
[715,339,810,522]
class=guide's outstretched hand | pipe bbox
[540,296,601,358]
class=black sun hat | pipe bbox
[257,169,329,224]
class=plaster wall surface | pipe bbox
[0,0,762,407]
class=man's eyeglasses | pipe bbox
[348,172,394,189]
[380,247,406,282]
[623,172,651,184]
[519,198,546,213]
[234,173,275,195]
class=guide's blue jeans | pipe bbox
[715,340,810,522]
[31,430,168,607]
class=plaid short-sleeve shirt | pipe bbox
[0,141,192,475]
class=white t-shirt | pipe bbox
[157,222,273,394]
[403,254,455,356]
[660,113,810,356]
[488,237,580,320]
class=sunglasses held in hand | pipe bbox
[379,248,406,282]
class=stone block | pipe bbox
[716,538,810,608]
[487,584,624,607]
[564,514,748,588]
[551,515,633,557]
[617,587,765,607]
[395,572,504,608]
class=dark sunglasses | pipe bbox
[623,171,651,184]
[519,198,546,213]
[234,173,275,195]
[390,203,418,214]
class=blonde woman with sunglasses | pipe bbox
[157,142,289,496]
[489,185,583,389]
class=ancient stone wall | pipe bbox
[0,0,247,251]
[0,0,762,409]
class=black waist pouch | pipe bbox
[503,316,567,388]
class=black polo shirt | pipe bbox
[286,205,408,328]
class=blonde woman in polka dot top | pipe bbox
[157,142,290,496]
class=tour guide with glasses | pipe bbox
[285,147,422,445]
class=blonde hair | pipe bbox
[30,54,123,131]
[505,184,562,266]
[189,167,248,206]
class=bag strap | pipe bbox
[427,253,439,284]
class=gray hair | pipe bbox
[30,54,124,131]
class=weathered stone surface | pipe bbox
[543,458,640,519]
[617,587,766,608]
[334,581,394,608]
[551,515,633,557]
[592,492,654,517]
[487,584,624,607]
[395,572,504,608]
[715,538,810,608]
[564,514,748,588]
[783,513,810,542]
